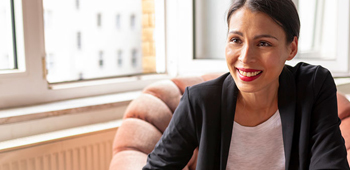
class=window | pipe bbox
[117,50,123,67]
[298,0,335,59]
[286,0,350,76]
[76,0,80,10]
[0,0,169,109]
[43,10,52,29]
[77,32,81,49]
[116,14,121,29]
[46,53,54,72]
[131,49,137,67]
[0,0,17,70]
[99,51,104,68]
[130,14,135,29]
[0,0,348,120]
[4,0,348,109]
[193,0,231,60]
[167,0,229,75]
[78,72,83,80]
[42,0,165,83]
[45,53,56,81]
[97,13,101,27]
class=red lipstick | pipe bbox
[236,68,263,82]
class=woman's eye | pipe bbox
[258,41,271,47]
[230,38,242,44]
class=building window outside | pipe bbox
[42,0,161,83]
[46,53,54,71]
[43,10,52,29]
[99,51,104,68]
[116,14,121,29]
[131,49,137,67]
[76,0,80,10]
[130,14,135,29]
[77,32,81,49]
[117,50,122,67]
[97,13,102,27]
[78,72,84,80]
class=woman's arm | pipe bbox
[309,68,349,169]
[143,87,198,170]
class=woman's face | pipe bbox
[225,8,298,93]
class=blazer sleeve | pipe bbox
[309,68,350,169]
[143,87,198,170]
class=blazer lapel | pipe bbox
[220,74,238,170]
[278,66,296,170]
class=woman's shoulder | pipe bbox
[283,62,335,92]
[284,62,333,81]
[285,62,330,76]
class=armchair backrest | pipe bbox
[109,73,350,169]
[109,73,222,170]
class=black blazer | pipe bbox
[143,63,349,170]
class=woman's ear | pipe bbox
[287,36,298,61]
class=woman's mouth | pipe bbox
[236,68,263,82]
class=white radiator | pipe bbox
[0,129,116,170]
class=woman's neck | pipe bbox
[235,83,279,126]
[238,90,278,113]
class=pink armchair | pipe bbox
[109,73,350,169]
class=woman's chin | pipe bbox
[235,84,261,94]
[231,75,264,93]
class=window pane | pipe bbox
[297,0,337,60]
[194,0,231,59]
[0,0,16,70]
[43,0,163,83]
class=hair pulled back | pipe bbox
[227,0,300,43]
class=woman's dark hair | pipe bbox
[227,0,300,44]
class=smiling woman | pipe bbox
[226,9,297,96]
[142,0,349,169]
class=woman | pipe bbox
[143,0,349,169]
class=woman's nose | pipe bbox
[238,44,256,63]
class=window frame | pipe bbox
[2,0,349,109]
[286,0,350,77]
[168,0,229,76]
[0,0,171,109]
[0,0,25,73]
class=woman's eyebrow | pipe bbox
[228,30,279,40]
[254,34,279,40]
[228,30,243,36]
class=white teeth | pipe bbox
[238,70,262,77]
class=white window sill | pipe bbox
[0,91,141,125]
[0,91,141,141]
[0,119,122,152]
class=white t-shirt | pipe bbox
[226,110,285,170]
